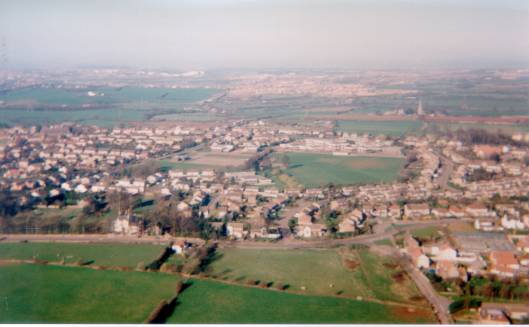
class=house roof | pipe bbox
[490,251,518,266]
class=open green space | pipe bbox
[336,120,423,136]
[0,242,165,267]
[0,264,178,323]
[0,263,433,324]
[411,226,441,240]
[169,278,433,324]
[422,94,529,117]
[209,247,422,303]
[0,87,219,127]
[428,122,529,134]
[159,159,221,171]
[275,152,404,188]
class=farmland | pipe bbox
[336,120,423,136]
[0,242,165,267]
[168,278,434,324]
[209,247,424,303]
[274,152,404,188]
[0,264,177,323]
[0,262,435,324]
[0,86,220,127]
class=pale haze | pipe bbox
[1,0,528,70]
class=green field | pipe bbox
[0,244,435,323]
[276,152,404,187]
[0,264,178,323]
[428,122,529,134]
[169,278,433,324]
[0,263,433,324]
[336,120,423,136]
[0,87,220,127]
[0,243,165,267]
[209,248,422,303]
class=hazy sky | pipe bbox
[1,0,528,70]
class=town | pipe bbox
[1,99,529,323]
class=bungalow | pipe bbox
[479,307,510,325]
[516,236,529,253]
[490,251,520,278]
[112,215,140,235]
[473,145,503,160]
[296,212,313,225]
[404,235,430,269]
[435,260,460,280]
[431,207,452,219]
[297,223,326,238]
[449,207,466,218]
[227,222,246,239]
[388,204,401,219]
[404,203,430,219]
[466,203,494,218]
[501,215,525,231]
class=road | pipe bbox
[1,217,459,323]
[432,148,455,190]
[0,218,467,250]
[397,251,453,324]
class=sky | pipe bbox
[1,0,528,70]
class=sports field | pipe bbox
[0,243,165,267]
[336,120,423,136]
[276,152,404,187]
[209,248,423,303]
[160,151,253,171]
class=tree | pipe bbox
[288,218,297,233]
[280,154,290,168]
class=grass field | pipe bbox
[0,263,434,324]
[160,151,252,172]
[0,243,166,267]
[168,278,434,324]
[428,122,529,134]
[209,248,422,303]
[275,152,404,187]
[0,264,178,323]
[336,120,423,136]
[411,226,441,240]
[0,87,219,127]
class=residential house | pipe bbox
[479,307,510,325]
[404,203,430,219]
[227,222,246,239]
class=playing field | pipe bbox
[0,243,166,267]
[209,248,423,303]
[336,120,423,136]
[276,152,404,187]
[161,151,253,171]
[0,264,178,323]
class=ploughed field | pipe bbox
[275,152,404,188]
[0,243,435,323]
